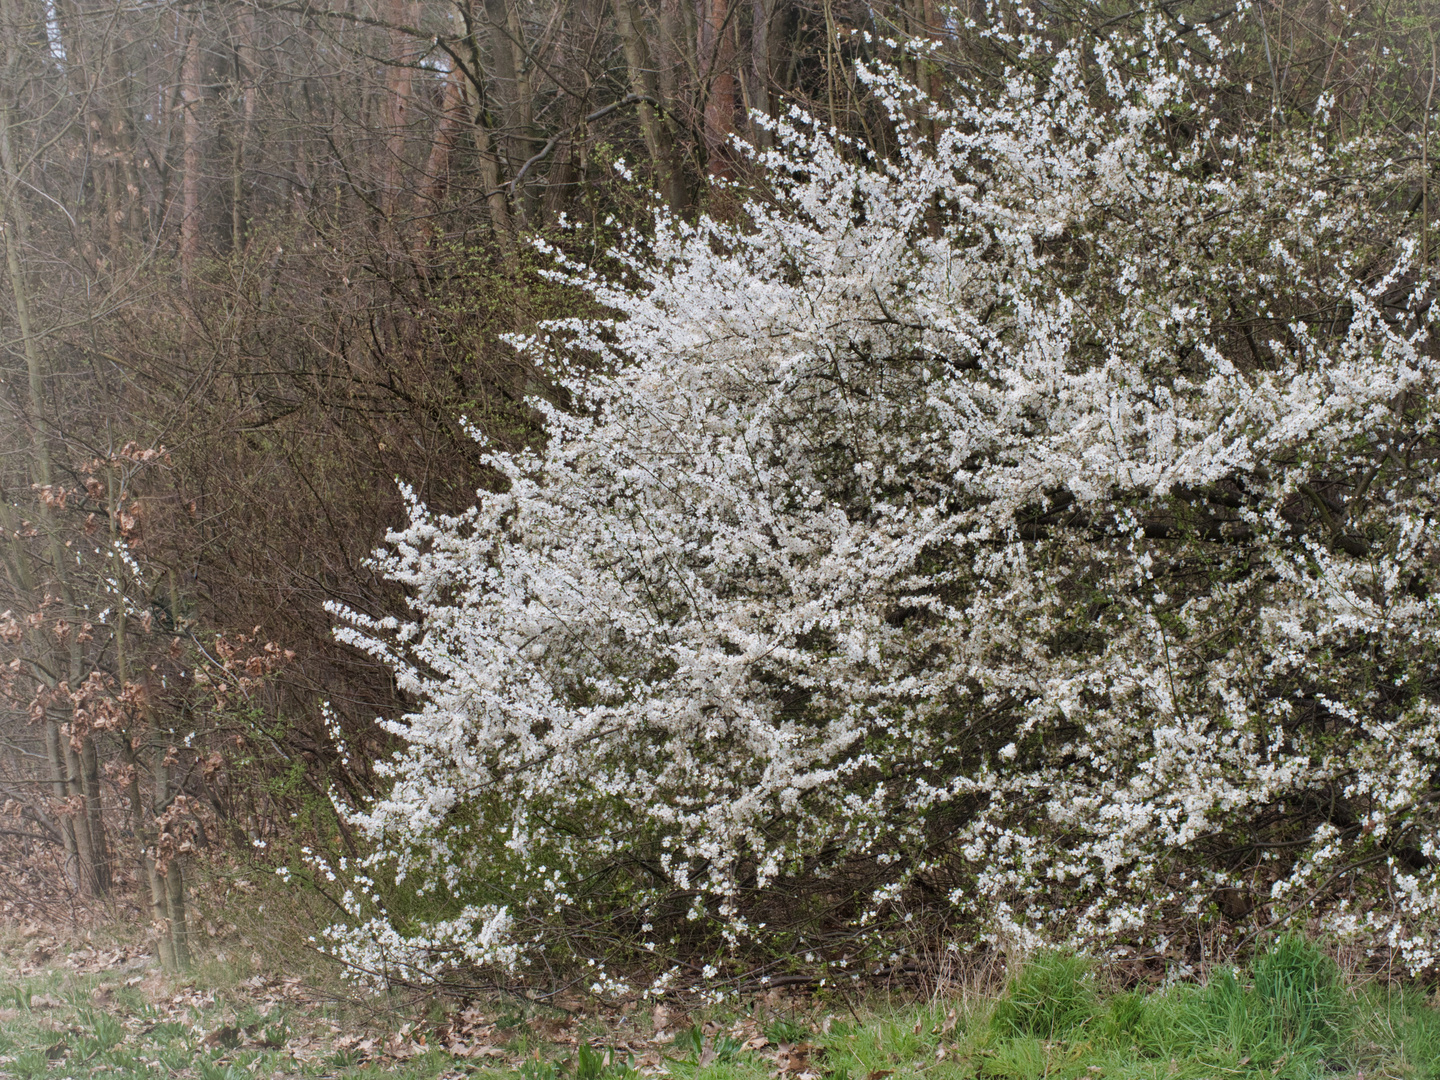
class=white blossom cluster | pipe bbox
[328,8,1440,981]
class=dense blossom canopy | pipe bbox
[326,9,1440,984]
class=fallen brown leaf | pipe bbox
[932,1008,957,1036]
[775,1041,825,1075]
[466,1045,509,1059]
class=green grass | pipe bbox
[0,961,465,1079]
[915,936,1434,1080]
[644,937,1439,1080]
[0,935,1437,1079]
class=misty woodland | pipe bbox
[1,0,1439,996]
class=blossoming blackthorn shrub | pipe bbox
[325,5,1440,985]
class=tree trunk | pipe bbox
[418,59,468,211]
[165,852,191,971]
[110,469,178,968]
[702,0,736,178]
[80,733,111,893]
[63,738,99,893]
[749,0,774,149]
[43,722,81,893]
[613,0,689,212]
[461,25,518,265]
[180,16,202,283]
[122,736,175,973]
[152,743,188,971]
[481,0,540,224]
[382,0,419,216]
[231,5,256,251]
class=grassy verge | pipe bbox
[0,934,1437,1078]
[0,936,461,1080]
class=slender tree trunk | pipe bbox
[110,468,178,968]
[106,156,126,260]
[657,0,696,206]
[123,737,175,972]
[658,0,686,107]
[165,851,191,971]
[63,738,99,892]
[481,0,541,224]
[418,60,468,210]
[0,475,80,889]
[154,744,188,970]
[180,16,202,283]
[504,0,541,223]
[613,0,688,212]
[0,0,107,897]
[461,27,518,265]
[109,43,145,252]
[44,723,81,892]
[382,0,419,216]
[80,734,110,892]
[231,6,256,251]
[702,0,736,178]
[749,0,774,148]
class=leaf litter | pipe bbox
[0,935,878,1079]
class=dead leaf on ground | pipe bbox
[473,1045,509,1058]
[775,1041,825,1076]
[730,1017,767,1050]
[334,1034,379,1062]
[385,1032,425,1059]
[932,1008,957,1036]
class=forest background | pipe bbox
[1,0,1438,999]
[0,0,880,976]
